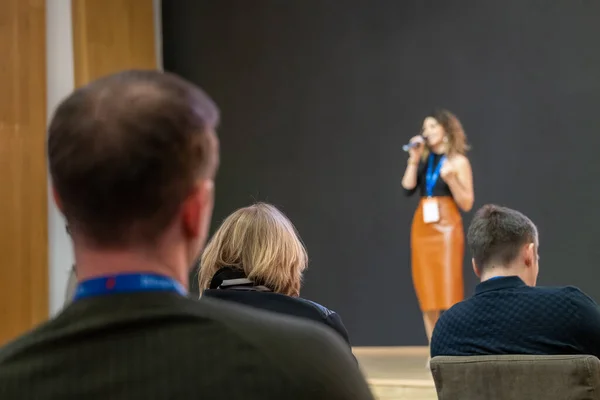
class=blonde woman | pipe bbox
[401,109,474,351]
[199,203,351,345]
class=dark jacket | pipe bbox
[202,267,351,345]
[0,291,372,400]
[431,276,600,358]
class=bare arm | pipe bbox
[441,155,474,211]
[401,158,420,190]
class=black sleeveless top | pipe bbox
[404,153,453,198]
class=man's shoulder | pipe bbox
[531,284,582,295]
[435,285,577,322]
[0,295,345,363]
[434,298,476,331]
[529,284,595,304]
[541,285,600,309]
[472,283,587,300]
[455,284,597,321]
[439,297,475,317]
[0,296,372,399]
[464,284,591,309]
[0,314,60,363]
[0,296,355,380]
[143,297,369,397]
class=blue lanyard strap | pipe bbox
[73,273,187,301]
[425,154,446,197]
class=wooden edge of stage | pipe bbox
[352,346,430,356]
[352,346,436,389]
[368,378,434,387]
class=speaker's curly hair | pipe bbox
[425,109,470,156]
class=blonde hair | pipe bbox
[423,109,470,158]
[198,203,308,296]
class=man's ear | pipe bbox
[181,179,214,238]
[52,186,64,214]
[523,243,535,268]
[472,258,481,278]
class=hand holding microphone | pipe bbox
[404,135,425,163]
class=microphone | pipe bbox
[402,135,425,152]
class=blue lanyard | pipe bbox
[73,273,187,301]
[426,154,446,197]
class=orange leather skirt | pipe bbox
[411,196,464,312]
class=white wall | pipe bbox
[45,0,162,314]
[46,0,75,315]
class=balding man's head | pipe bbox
[48,70,220,249]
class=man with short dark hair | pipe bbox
[0,70,374,400]
[431,204,600,358]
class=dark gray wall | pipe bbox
[162,0,600,345]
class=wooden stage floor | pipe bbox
[354,347,437,400]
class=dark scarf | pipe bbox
[209,267,272,292]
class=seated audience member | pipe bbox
[199,203,351,345]
[0,70,373,400]
[431,204,600,358]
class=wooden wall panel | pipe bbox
[0,0,48,344]
[72,0,157,87]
